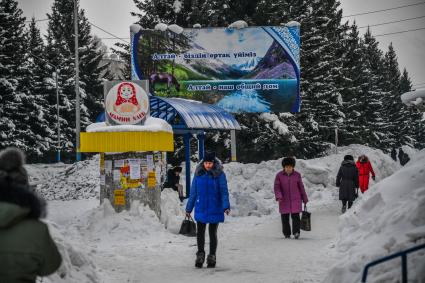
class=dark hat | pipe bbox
[282,157,296,167]
[0,147,29,186]
[203,151,216,162]
[344,155,354,161]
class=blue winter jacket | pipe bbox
[186,159,230,224]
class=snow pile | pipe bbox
[324,149,425,283]
[130,24,142,34]
[224,145,400,217]
[285,21,301,27]
[76,200,166,242]
[228,20,248,29]
[260,113,290,135]
[44,221,99,283]
[86,117,173,133]
[401,88,425,110]
[154,23,168,31]
[160,188,185,234]
[168,24,184,34]
[28,157,100,200]
[193,23,201,28]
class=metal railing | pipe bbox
[362,243,425,283]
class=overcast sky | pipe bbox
[17,0,425,87]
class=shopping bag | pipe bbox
[179,216,197,237]
[300,206,311,231]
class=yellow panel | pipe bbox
[80,131,174,152]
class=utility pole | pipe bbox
[74,0,81,161]
[55,69,61,162]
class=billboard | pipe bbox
[131,25,300,113]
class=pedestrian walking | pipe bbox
[336,155,359,213]
[0,148,62,282]
[163,166,184,201]
[186,152,230,268]
[356,155,376,194]
[273,157,308,239]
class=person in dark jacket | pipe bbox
[186,151,230,268]
[163,166,183,201]
[336,155,359,213]
[0,148,62,283]
[274,157,308,239]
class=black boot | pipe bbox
[207,254,216,268]
[341,205,346,213]
[195,251,205,268]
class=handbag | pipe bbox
[179,215,197,237]
[300,205,311,231]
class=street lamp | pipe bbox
[74,0,81,162]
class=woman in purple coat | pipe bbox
[274,157,308,239]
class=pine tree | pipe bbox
[22,18,57,158]
[382,43,413,148]
[0,0,31,151]
[399,68,423,148]
[45,0,106,153]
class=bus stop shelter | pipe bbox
[149,96,241,196]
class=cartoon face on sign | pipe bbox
[105,82,149,125]
[114,83,141,113]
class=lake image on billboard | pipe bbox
[135,26,300,113]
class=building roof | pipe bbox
[149,96,241,130]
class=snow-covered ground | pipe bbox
[26,145,425,282]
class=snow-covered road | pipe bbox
[47,200,339,283]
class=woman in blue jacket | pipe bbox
[186,152,230,268]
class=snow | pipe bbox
[86,117,173,133]
[286,21,301,27]
[168,24,184,34]
[154,23,168,32]
[193,23,202,28]
[26,145,425,282]
[260,113,290,135]
[401,88,425,110]
[324,149,425,283]
[130,24,143,34]
[228,20,248,29]
[172,0,182,13]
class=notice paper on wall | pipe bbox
[115,159,125,168]
[113,170,121,181]
[147,155,154,171]
[130,165,141,180]
[105,160,112,173]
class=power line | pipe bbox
[25,18,48,23]
[100,37,130,40]
[342,2,425,18]
[358,15,425,29]
[88,21,130,44]
[374,27,425,37]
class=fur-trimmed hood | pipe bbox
[0,183,46,228]
[194,158,224,177]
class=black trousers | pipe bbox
[342,200,353,208]
[281,213,300,237]
[197,222,219,255]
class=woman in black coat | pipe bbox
[336,155,359,213]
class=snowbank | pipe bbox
[44,221,99,283]
[224,145,399,217]
[86,117,173,133]
[160,188,185,234]
[154,23,168,31]
[28,157,100,201]
[401,88,425,110]
[324,149,425,283]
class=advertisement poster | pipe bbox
[147,155,154,171]
[114,189,126,205]
[147,172,156,188]
[132,26,300,113]
[105,160,112,174]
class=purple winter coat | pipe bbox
[274,170,308,214]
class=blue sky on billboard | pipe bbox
[193,28,273,65]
